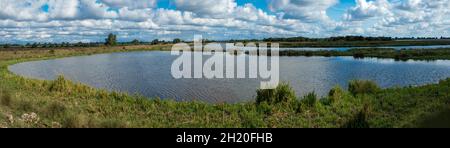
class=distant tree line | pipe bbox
[394,37,450,40]
[2,34,449,49]
[262,36,394,42]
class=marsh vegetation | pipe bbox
[0,46,449,128]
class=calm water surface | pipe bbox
[9,51,450,103]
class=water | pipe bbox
[9,51,450,103]
[280,45,450,51]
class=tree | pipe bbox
[131,39,140,45]
[31,43,38,48]
[151,39,159,45]
[105,33,117,46]
[173,38,182,44]
[3,44,10,48]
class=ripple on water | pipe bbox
[8,51,450,103]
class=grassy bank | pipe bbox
[0,46,449,128]
[275,48,450,61]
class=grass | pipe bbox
[348,80,380,96]
[256,82,296,105]
[0,45,449,128]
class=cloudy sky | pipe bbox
[1,0,449,43]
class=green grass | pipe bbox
[348,80,380,96]
[0,47,449,128]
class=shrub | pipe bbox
[100,119,128,128]
[302,92,317,107]
[239,110,266,128]
[43,102,67,118]
[256,102,272,115]
[62,113,88,128]
[256,82,296,105]
[256,89,275,104]
[0,90,12,107]
[342,106,371,128]
[348,80,380,95]
[274,83,297,104]
[328,86,344,103]
[49,49,55,54]
[49,75,72,93]
[16,99,35,112]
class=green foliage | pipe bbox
[131,39,140,45]
[16,99,36,112]
[151,39,160,45]
[348,80,380,95]
[0,90,12,107]
[342,106,371,128]
[239,108,266,128]
[43,102,67,118]
[62,113,89,128]
[328,86,344,103]
[105,33,117,46]
[301,92,317,107]
[1,46,450,128]
[31,43,38,48]
[99,119,128,128]
[49,75,72,93]
[263,36,393,42]
[256,82,296,105]
[256,102,272,115]
[172,38,182,44]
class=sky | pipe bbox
[0,0,449,43]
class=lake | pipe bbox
[9,51,450,103]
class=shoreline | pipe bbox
[1,45,449,128]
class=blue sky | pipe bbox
[0,0,449,43]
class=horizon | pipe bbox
[1,0,449,43]
[2,35,450,45]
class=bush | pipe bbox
[49,75,72,93]
[342,107,371,128]
[302,92,317,107]
[328,86,344,103]
[348,80,380,95]
[100,119,128,128]
[43,102,67,118]
[0,90,12,107]
[16,99,35,112]
[256,102,272,115]
[62,113,88,128]
[256,82,296,105]
[239,110,266,128]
